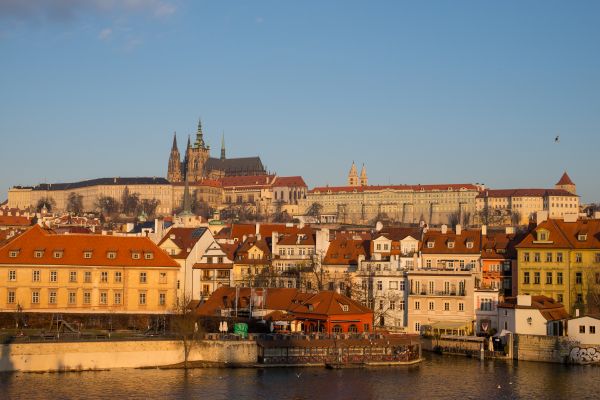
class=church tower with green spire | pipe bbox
[220,132,226,161]
[185,118,211,182]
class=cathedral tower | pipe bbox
[167,132,182,182]
[360,164,368,186]
[348,161,359,187]
[555,171,576,195]
[185,118,211,182]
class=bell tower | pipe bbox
[348,161,359,187]
[186,118,211,182]
[167,132,182,182]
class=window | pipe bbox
[32,270,40,282]
[139,292,147,305]
[31,290,40,304]
[415,322,421,332]
[448,242,455,249]
[534,272,540,284]
[84,251,92,259]
[69,271,77,283]
[53,251,63,259]
[591,326,596,334]
[557,293,563,303]
[596,253,600,263]
[114,292,122,305]
[112,271,122,283]
[557,253,563,262]
[332,325,343,333]
[428,301,434,311]
[49,290,57,304]
[546,272,552,285]
[8,270,16,281]
[68,291,76,304]
[7,290,15,304]
[101,271,108,283]
[84,271,92,283]
[377,281,383,291]
[426,260,432,268]
[576,272,582,284]
[100,292,107,305]
[534,253,540,262]
[576,253,582,263]
[140,272,147,284]
[466,242,473,249]
[546,253,552,262]
[132,252,141,260]
[577,293,583,304]
[107,252,117,259]
[379,300,384,310]
[9,250,19,258]
[524,272,530,284]
[34,250,44,258]
[444,302,450,311]
[83,291,91,304]
[159,293,166,306]
[459,303,464,311]
[399,281,405,291]
[159,272,167,284]
[415,301,420,310]
[524,252,530,262]
[557,272,563,285]
[144,252,154,260]
[427,242,434,248]
[399,300,405,311]
[580,325,586,334]
[390,301,396,310]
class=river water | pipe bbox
[1,354,599,399]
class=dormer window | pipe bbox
[466,242,474,249]
[538,231,548,241]
[578,234,587,241]
[107,251,117,260]
[132,252,141,260]
[53,251,63,259]
[427,241,434,248]
[34,250,44,258]
[341,304,349,312]
[9,250,19,258]
[448,241,455,249]
[144,252,154,260]
[83,251,93,259]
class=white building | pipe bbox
[498,295,568,336]
[567,315,600,345]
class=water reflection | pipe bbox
[2,354,600,400]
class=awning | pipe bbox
[430,321,472,331]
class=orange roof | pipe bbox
[157,227,209,259]
[498,295,569,321]
[0,225,179,268]
[421,229,481,254]
[272,176,307,187]
[277,227,316,246]
[0,215,32,227]
[220,175,275,188]
[516,219,600,249]
[323,238,369,265]
[171,179,222,188]
[477,188,577,198]
[224,223,302,242]
[288,291,372,316]
[481,230,528,260]
[556,172,575,186]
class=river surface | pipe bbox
[1,354,599,399]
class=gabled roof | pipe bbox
[323,238,369,265]
[556,172,575,186]
[515,219,600,250]
[157,227,209,259]
[0,225,179,268]
[498,295,569,321]
[206,157,266,175]
[220,174,275,188]
[375,227,422,242]
[277,227,316,246]
[288,291,372,316]
[271,176,307,188]
[421,229,481,254]
[481,230,528,259]
[0,215,33,227]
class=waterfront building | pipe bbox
[0,225,179,314]
[515,217,600,315]
[475,172,579,226]
[232,235,273,287]
[407,225,481,335]
[480,226,524,298]
[300,164,481,225]
[474,288,500,335]
[193,237,235,301]
[498,294,568,336]
[567,315,600,345]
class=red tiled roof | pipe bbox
[220,175,276,188]
[277,227,316,246]
[476,188,577,198]
[157,227,209,259]
[0,225,179,268]
[272,176,307,188]
[288,290,372,316]
[481,230,528,260]
[323,238,369,265]
[556,172,575,186]
[0,215,32,227]
[515,219,600,249]
[171,179,222,188]
[421,229,481,254]
[498,295,569,321]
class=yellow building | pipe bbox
[516,218,600,315]
[0,225,180,314]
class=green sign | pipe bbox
[234,323,248,339]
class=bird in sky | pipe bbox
[555,135,560,143]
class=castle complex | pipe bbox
[167,119,266,182]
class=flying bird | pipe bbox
[555,135,560,143]
[296,372,302,378]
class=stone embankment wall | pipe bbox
[513,334,576,363]
[0,340,257,372]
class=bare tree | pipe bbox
[461,211,472,227]
[171,295,203,369]
[95,196,120,217]
[305,202,323,219]
[351,280,402,329]
[448,211,460,227]
[139,198,160,218]
[66,192,84,215]
[36,197,56,213]
[121,186,140,216]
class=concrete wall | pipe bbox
[0,339,257,372]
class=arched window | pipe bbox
[332,325,343,333]
[348,324,358,333]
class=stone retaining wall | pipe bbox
[0,340,257,372]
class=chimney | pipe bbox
[595,211,600,219]
[255,223,261,236]
[575,308,580,317]
[441,224,448,234]
[517,294,532,307]
[242,234,248,242]
[481,225,487,236]
[455,224,462,236]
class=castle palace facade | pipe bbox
[167,119,267,183]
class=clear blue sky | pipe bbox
[1,1,599,202]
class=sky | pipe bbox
[0,1,599,202]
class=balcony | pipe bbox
[409,290,466,297]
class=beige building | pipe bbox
[300,163,482,225]
[0,225,179,314]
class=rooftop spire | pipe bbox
[220,131,226,160]
[179,174,193,217]
[171,131,178,151]
[194,117,206,148]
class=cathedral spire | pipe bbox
[195,118,206,148]
[348,161,359,187]
[360,164,368,186]
[171,131,178,151]
[220,131,226,160]
[179,174,193,217]
[187,134,191,149]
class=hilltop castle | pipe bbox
[167,119,267,182]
